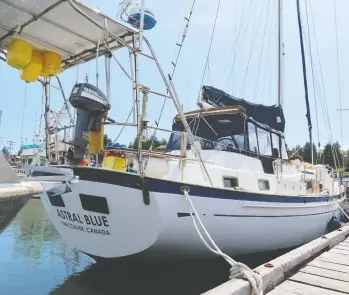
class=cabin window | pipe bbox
[166,133,214,151]
[271,133,281,158]
[79,194,109,214]
[223,177,239,188]
[47,192,65,207]
[248,122,258,153]
[233,134,245,150]
[257,127,272,156]
[258,180,270,191]
[281,138,288,159]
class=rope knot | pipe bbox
[229,263,263,295]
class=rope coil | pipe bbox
[182,188,263,295]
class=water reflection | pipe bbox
[0,199,291,295]
[12,199,60,261]
[0,199,93,295]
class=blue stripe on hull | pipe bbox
[213,210,335,218]
[66,167,343,204]
[177,210,336,218]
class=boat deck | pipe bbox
[269,237,349,294]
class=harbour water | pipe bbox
[0,200,290,295]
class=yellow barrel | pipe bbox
[20,50,44,82]
[113,156,126,171]
[102,153,126,172]
[7,40,32,69]
[102,155,116,169]
[41,51,62,77]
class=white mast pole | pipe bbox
[278,0,284,107]
[138,0,145,50]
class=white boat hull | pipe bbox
[39,167,345,261]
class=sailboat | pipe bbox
[0,0,345,261]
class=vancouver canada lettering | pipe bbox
[56,209,111,236]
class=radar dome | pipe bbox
[118,0,157,30]
[127,6,157,30]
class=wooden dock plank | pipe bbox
[289,272,349,294]
[337,241,349,247]
[335,242,349,248]
[318,252,349,266]
[331,249,349,256]
[299,265,349,282]
[269,280,345,295]
[334,246,349,252]
[308,259,349,274]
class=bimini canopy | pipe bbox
[201,86,285,132]
[0,0,137,69]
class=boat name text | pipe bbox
[56,209,109,227]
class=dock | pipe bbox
[203,225,349,295]
[0,152,43,234]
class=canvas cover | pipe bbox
[201,86,285,132]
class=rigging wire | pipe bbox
[146,0,197,151]
[198,0,221,97]
[304,1,340,169]
[228,0,253,94]
[253,0,272,102]
[254,1,275,104]
[310,2,340,169]
[239,0,268,97]
[218,0,245,88]
[113,107,134,143]
[304,0,320,164]
[333,0,344,169]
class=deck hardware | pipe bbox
[141,177,150,205]
[264,263,274,268]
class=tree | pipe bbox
[323,141,342,168]
[297,142,317,164]
[129,135,168,150]
[104,134,112,146]
[344,149,349,172]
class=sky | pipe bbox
[1,0,349,153]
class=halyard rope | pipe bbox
[183,188,263,295]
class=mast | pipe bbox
[277,0,284,106]
[277,0,284,161]
[296,0,313,164]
